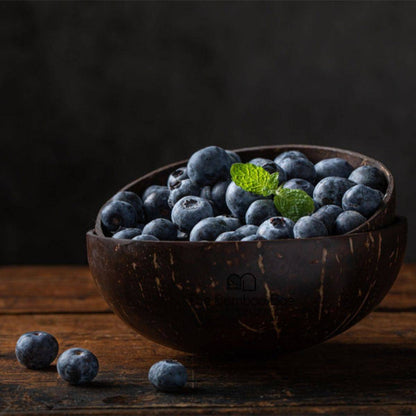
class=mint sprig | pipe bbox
[230,163,315,222]
[273,187,315,222]
[230,163,279,197]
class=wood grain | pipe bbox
[0,266,109,313]
[0,265,415,415]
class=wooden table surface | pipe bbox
[0,265,415,415]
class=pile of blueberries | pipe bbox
[15,331,188,391]
[100,146,387,241]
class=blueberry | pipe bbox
[278,157,317,183]
[293,216,328,239]
[112,227,143,239]
[57,348,99,385]
[112,191,145,223]
[176,230,189,241]
[249,158,287,182]
[334,210,366,234]
[167,167,188,190]
[142,185,166,201]
[226,150,241,164]
[274,150,308,165]
[348,165,387,192]
[143,187,171,220]
[189,217,229,241]
[187,146,232,186]
[15,331,58,370]
[313,176,355,207]
[315,158,354,181]
[211,180,231,214]
[171,196,214,233]
[215,215,242,231]
[200,185,212,201]
[282,178,314,197]
[257,217,295,240]
[241,234,265,241]
[132,234,159,241]
[342,184,383,218]
[215,231,242,241]
[312,204,343,234]
[101,201,138,233]
[168,179,200,208]
[142,218,178,240]
[148,359,187,392]
[245,199,279,226]
[225,182,264,220]
[236,224,259,237]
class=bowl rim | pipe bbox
[94,144,395,240]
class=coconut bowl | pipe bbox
[87,145,404,354]
[87,217,406,354]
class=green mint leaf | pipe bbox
[274,187,315,222]
[230,163,279,196]
[269,172,280,190]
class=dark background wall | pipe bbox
[1,1,415,264]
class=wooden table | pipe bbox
[0,265,415,415]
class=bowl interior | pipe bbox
[95,144,395,237]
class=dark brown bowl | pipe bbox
[94,144,395,236]
[87,217,407,354]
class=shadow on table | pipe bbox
[178,342,415,398]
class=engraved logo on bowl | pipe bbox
[226,273,256,292]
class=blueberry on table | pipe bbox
[313,176,355,207]
[142,185,166,201]
[293,216,328,238]
[189,217,229,241]
[171,196,214,233]
[312,204,343,234]
[57,348,99,385]
[15,331,59,370]
[142,218,178,241]
[342,184,383,218]
[226,150,241,164]
[225,181,264,220]
[348,165,388,192]
[241,234,265,241]
[133,234,159,241]
[215,215,242,231]
[167,167,188,190]
[245,199,279,226]
[283,178,314,197]
[236,224,259,237]
[257,217,295,240]
[274,150,308,165]
[112,191,145,223]
[314,158,354,181]
[101,201,138,233]
[148,359,187,392]
[168,179,200,208]
[187,146,232,186]
[215,231,243,241]
[143,187,171,221]
[334,210,366,234]
[278,157,317,183]
[112,227,143,239]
